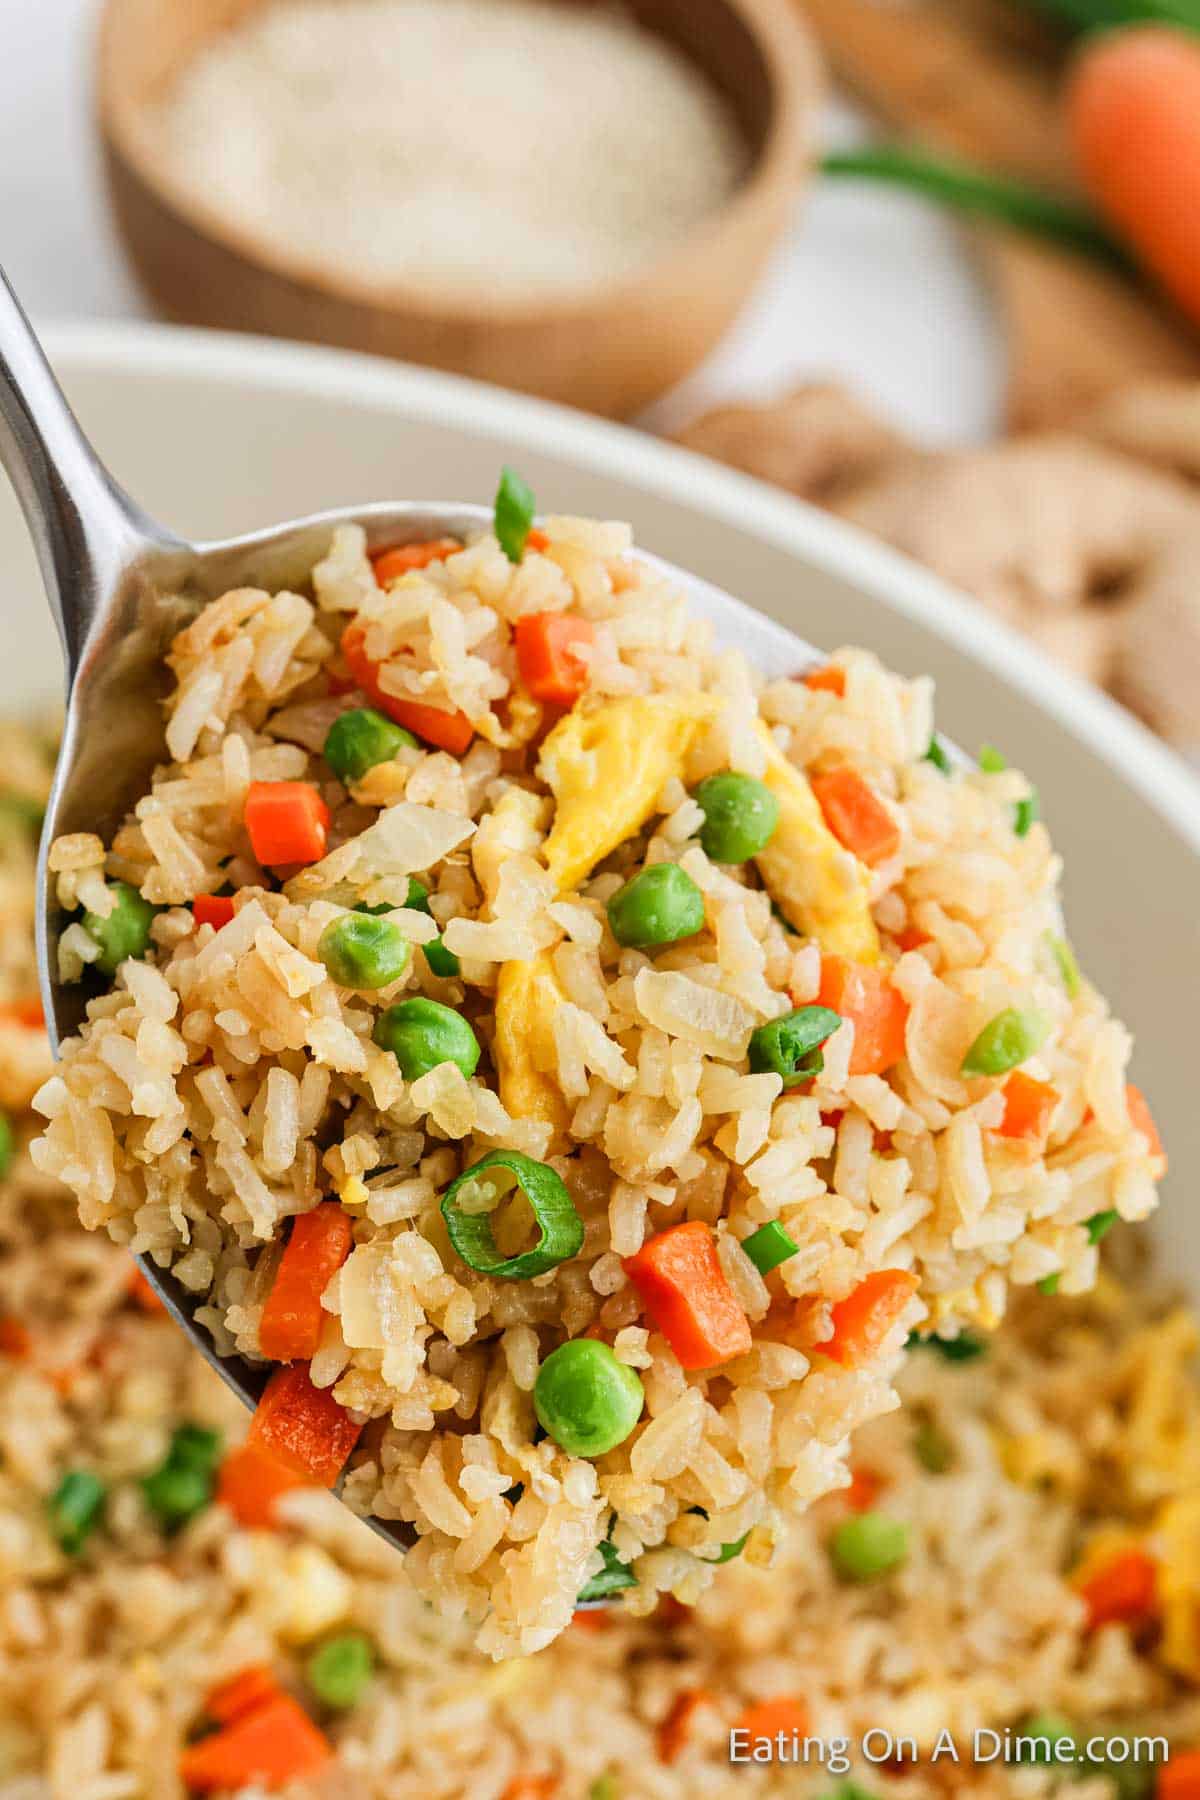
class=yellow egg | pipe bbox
[1154,1492,1200,1678]
[277,1543,355,1643]
[494,951,570,1142]
[753,726,879,961]
[472,787,549,907]
[538,693,715,893]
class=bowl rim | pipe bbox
[39,317,1200,860]
[95,0,818,324]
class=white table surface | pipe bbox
[4,0,1004,446]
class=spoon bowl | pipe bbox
[0,269,832,1573]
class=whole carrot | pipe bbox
[1067,25,1200,326]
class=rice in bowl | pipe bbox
[31,478,1167,1657]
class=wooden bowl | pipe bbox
[96,0,819,418]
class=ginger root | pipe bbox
[677,380,1200,759]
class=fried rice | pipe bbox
[29,487,1166,1658]
[0,745,1194,1797]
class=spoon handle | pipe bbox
[0,266,173,673]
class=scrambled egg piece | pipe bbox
[494,951,570,1142]
[472,787,549,907]
[753,725,879,961]
[538,693,715,893]
[1154,1492,1200,1680]
[1121,1311,1200,1505]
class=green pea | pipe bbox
[1015,1713,1078,1766]
[830,1511,909,1582]
[907,1329,987,1362]
[606,863,705,949]
[0,1111,14,1179]
[82,881,157,976]
[374,997,480,1080]
[495,466,537,563]
[323,708,416,783]
[577,1537,638,1603]
[741,1221,799,1276]
[423,937,461,978]
[960,1007,1049,1077]
[748,1005,841,1090]
[307,1631,376,1709]
[48,1469,106,1554]
[693,772,780,863]
[319,914,411,990]
[923,736,952,775]
[534,1338,645,1459]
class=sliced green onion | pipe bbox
[441,1149,584,1278]
[0,1111,14,1179]
[907,1329,986,1362]
[689,1505,751,1563]
[924,736,952,775]
[576,1537,638,1603]
[307,1631,376,1709]
[0,793,44,837]
[1038,1273,1062,1296]
[142,1422,222,1530]
[978,743,1008,774]
[423,937,461,978]
[48,1469,106,1553]
[741,1220,799,1276]
[913,1419,953,1474]
[164,1423,222,1473]
[1087,1208,1119,1244]
[1014,790,1040,838]
[961,1007,1050,1077]
[589,1776,619,1800]
[495,467,537,563]
[405,878,432,914]
[1046,933,1082,999]
[748,1006,840,1090]
[822,146,1126,268]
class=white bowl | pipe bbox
[4,322,1197,1279]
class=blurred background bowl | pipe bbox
[96,0,819,418]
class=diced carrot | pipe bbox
[654,1594,693,1628]
[996,1072,1060,1144]
[205,1665,280,1726]
[127,1264,166,1313]
[513,612,596,705]
[244,782,329,868]
[371,538,461,585]
[0,1316,31,1357]
[179,1692,330,1792]
[623,1222,752,1372]
[817,956,909,1077]
[1159,1749,1200,1800]
[0,996,43,1029]
[895,926,930,954]
[193,894,236,931]
[340,622,474,755]
[571,1608,612,1633]
[525,528,551,554]
[216,1440,310,1528]
[1068,26,1200,332]
[1078,1545,1158,1631]
[657,1688,716,1764]
[500,1781,557,1800]
[801,665,846,697]
[259,1204,354,1363]
[1127,1083,1167,1169]
[734,1696,811,1758]
[811,766,901,866]
[843,1467,883,1513]
[816,1269,920,1369]
[247,1363,363,1487]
